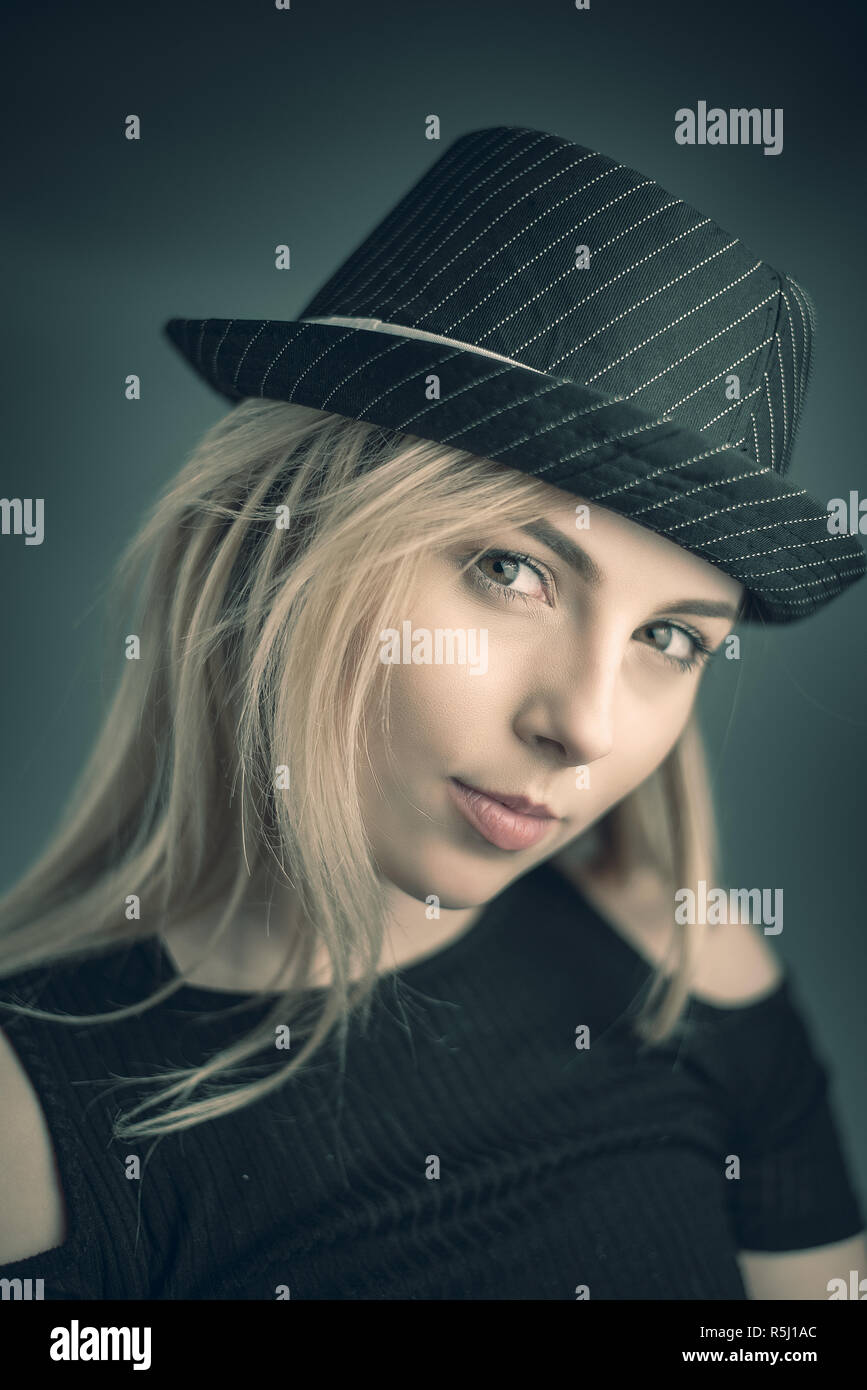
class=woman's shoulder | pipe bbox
[551,855,784,1008]
[0,1022,66,1265]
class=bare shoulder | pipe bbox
[690,913,784,1006]
[0,1024,66,1264]
[551,856,784,1007]
[739,1231,867,1300]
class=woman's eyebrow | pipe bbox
[516,520,740,622]
[651,597,741,621]
[518,520,604,588]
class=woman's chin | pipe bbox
[374,841,523,911]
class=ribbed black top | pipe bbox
[0,859,862,1299]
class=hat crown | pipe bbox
[301,125,813,478]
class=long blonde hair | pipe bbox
[0,400,732,1139]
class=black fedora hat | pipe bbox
[164,125,866,624]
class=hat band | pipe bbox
[299,315,550,376]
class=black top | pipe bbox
[0,858,862,1300]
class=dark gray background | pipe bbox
[3,1,865,1201]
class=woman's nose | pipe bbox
[514,647,618,767]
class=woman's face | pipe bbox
[358,486,744,910]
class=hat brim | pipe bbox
[164,317,866,624]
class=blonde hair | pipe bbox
[0,400,733,1140]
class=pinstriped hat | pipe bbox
[164,124,866,623]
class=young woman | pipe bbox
[0,126,864,1300]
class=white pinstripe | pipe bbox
[255,322,314,396]
[397,367,569,436]
[306,315,550,376]
[195,320,209,372]
[737,551,860,579]
[427,182,666,338]
[768,585,859,607]
[792,279,816,436]
[764,371,776,468]
[751,565,865,595]
[349,347,470,421]
[787,279,811,420]
[531,408,675,470]
[474,214,715,364]
[652,489,810,533]
[335,129,522,313]
[774,597,839,609]
[589,283,774,390]
[726,533,861,563]
[775,333,789,465]
[494,224,723,369]
[314,325,539,423]
[544,242,744,372]
[387,153,617,320]
[316,335,417,410]
[791,275,816,335]
[625,337,770,420]
[232,321,271,390]
[778,287,802,427]
[211,320,235,376]
[699,381,763,432]
[693,514,830,547]
[588,440,749,501]
[625,466,773,518]
[415,173,662,333]
[785,282,808,424]
[584,437,800,510]
[283,327,359,402]
[354,136,585,318]
[318,326,545,415]
[441,191,680,336]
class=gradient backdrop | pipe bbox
[3,0,866,1195]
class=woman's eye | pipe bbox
[463,552,713,670]
[469,550,553,606]
[640,621,711,672]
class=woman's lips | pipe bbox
[447,777,559,851]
